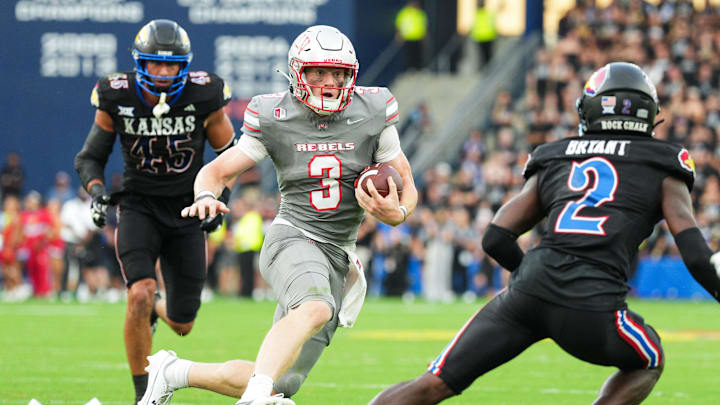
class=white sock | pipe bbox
[239,373,274,401]
[164,358,192,390]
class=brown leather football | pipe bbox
[354,163,404,198]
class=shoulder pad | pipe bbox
[524,136,695,191]
[183,72,231,111]
[188,71,213,86]
[92,72,132,111]
[90,83,100,108]
[107,72,128,80]
[184,72,226,94]
[633,138,695,191]
[523,139,569,179]
[354,86,399,127]
[103,73,131,91]
[241,95,266,138]
[240,91,292,139]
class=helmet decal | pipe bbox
[621,98,632,115]
[135,25,151,48]
[584,65,609,96]
[179,29,191,50]
[601,96,616,114]
[294,34,312,53]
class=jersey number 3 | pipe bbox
[555,157,618,235]
[309,155,342,211]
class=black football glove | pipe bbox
[199,187,231,233]
[89,184,111,228]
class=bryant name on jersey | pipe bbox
[565,139,631,156]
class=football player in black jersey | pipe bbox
[370,62,720,405]
[74,19,236,403]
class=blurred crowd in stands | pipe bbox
[3,0,720,303]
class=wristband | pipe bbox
[398,205,408,222]
[194,190,217,202]
[88,183,106,199]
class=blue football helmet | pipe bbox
[132,19,193,97]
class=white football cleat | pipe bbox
[235,394,296,405]
[137,350,178,405]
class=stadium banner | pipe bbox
[1,0,352,193]
[631,257,713,300]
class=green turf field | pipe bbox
[1,297,719,404]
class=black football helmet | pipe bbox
[132,19,193,97]
[576,62,659,136]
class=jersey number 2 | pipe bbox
[554,157,618,235]
[309,155,342,211]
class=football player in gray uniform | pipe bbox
[138,25,418,405]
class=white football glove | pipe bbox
[90,194,110,228]
[710,252,720,278]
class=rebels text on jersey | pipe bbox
[241,86,400,246]
[90,71,231,197]
[512,134,695,309]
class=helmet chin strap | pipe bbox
[153,92,170,118]
[276,69,293,88]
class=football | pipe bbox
[355,163,404,198]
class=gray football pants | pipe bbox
[259,224,349,397]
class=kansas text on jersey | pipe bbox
[90,71,231,196]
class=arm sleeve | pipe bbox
[674,227,720,302]
[236,134,268,163]
[481,223,525,271]
[74,123,116,189]
[213,133,237,155]
[374,125,402,163]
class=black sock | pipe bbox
[133,373,149,402]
